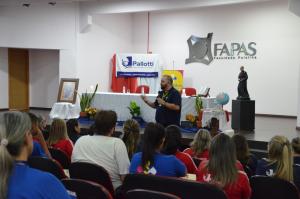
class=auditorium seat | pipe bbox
[69,162,115,197]
[28,156,67,180]
[135,85,150,94]
[250,176,299,199]
[120,174,227,199]
[62,179,113,199]
[126,189,181,199]
[49,147,71,169]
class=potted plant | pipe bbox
[127,101,144,124]
[195,95,203,128]
[78,84,98,117]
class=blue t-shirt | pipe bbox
[31,141,46,157]
[154,87,181,127]
[130,152,186,177]
[7,162,70,199]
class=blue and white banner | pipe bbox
[116,53,160,77]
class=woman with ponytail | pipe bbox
[0,111,70,199]
[256,135,293,182]
[130,122,186,177]
[122,119,140,160]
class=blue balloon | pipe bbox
[216,92,230,105]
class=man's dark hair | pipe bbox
[27,112,38,125]
[94,110,117,135]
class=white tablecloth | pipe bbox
[49,102,81,119]
[92,92,221,123]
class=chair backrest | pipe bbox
[135,85,150,94]
[182,88,197,96]
[49,147,71,169]
[126,189,181,199]
[250,176,299,199]
[122,174,227,199]
[69,162,115,196]
[62,179,113,199]
[28,156,67,180]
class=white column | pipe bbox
[297,64,300,128]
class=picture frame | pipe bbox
[57,78,79,104]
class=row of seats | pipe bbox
[28,157,300,199]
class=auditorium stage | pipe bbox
[30,109,300,157]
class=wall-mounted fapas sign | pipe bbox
[185,33,257,65]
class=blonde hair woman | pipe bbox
[0,111,70,199]
[183,129,211,159]
[122,119,140,159]
[48,118,73,159]
[256,135,293,182]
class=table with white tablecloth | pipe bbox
[92,92,227,129]
[49,102,81,119]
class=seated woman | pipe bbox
[66,119,81,144]
[196,133,251,199]
[292,137,300,165]
[0,111,70,199]
[255,136,293,182]
[183,129,211,160]
[162,125,197,174]
[48,118,73,159]
[27,112,51,158]
[232,134,257,176]
[122,119,140,160]
[130,123,186,177]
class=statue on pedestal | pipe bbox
[237,66,250,100]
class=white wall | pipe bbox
[29,49,59,108]
[132,0,300,116]
[77,13,133,93]
[0,48,8,109]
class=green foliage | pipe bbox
[195,95,203,114]
[78,84,98,112]
[127,101,141,117]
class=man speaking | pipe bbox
[141,75,182,127]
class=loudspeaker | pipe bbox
[231,100,255,131]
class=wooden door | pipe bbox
[8,48,29,111]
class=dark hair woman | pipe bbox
[66,119,80,144]
[162,125,197,174]
[232,134,257,176]
[130,123,186,177]
[196,133,251,199]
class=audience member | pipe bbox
[196,133,251,199]
[0,111,70,199]
[232,134,257,175]
[37,115,49,140]
[292,137,300,165]
[122,119,140,160]
[66,119,81,144]
[72,110,130,190]
[27,112,51,158]
[130,122,186,177]
[256,135,293,182]
[183,129,211,160]
[162,125,197,174]
[47,118,73,159]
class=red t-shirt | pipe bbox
[175,151,198,174]
[196,162,251,199]
[183,148,209,160]
[51,139,73,160]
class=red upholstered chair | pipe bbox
[62,179,113,199]
[49,147,71,169]
[126,189,181,199]
[135,85,150,94]
[181,88,197,96]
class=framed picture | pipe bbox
[57,78,79,104]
